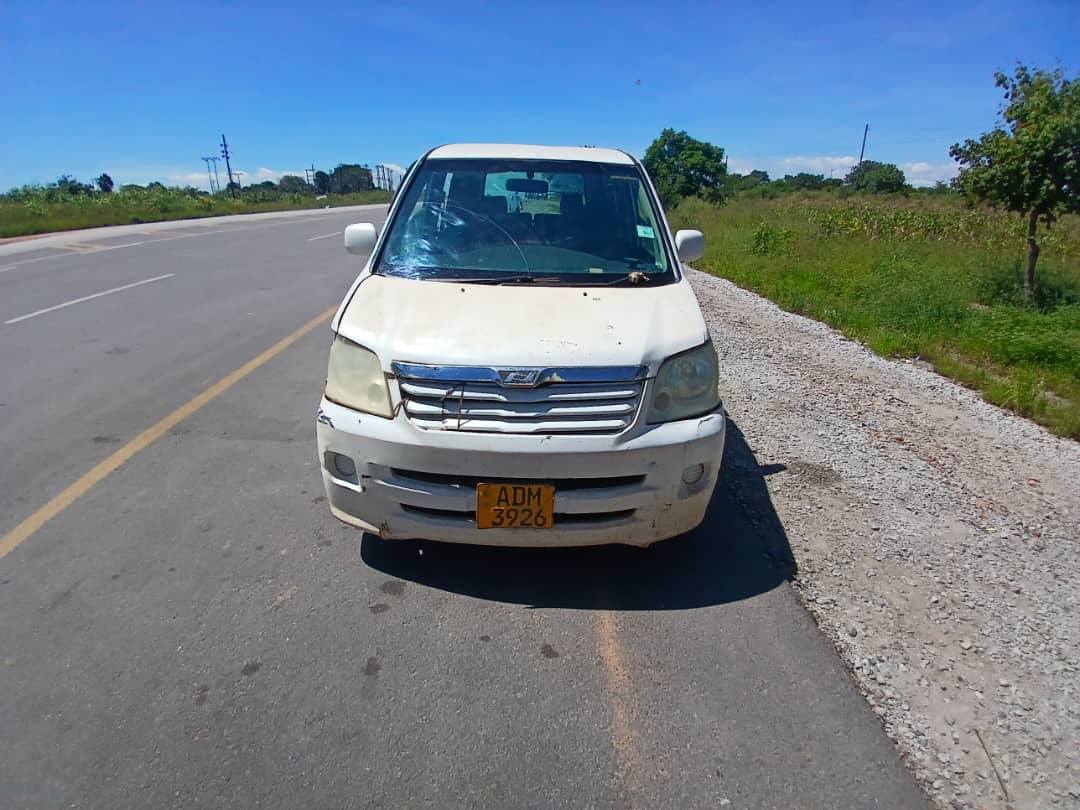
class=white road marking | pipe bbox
[0,265,16,273]
[306,231,342,241]
[4,274,175,325]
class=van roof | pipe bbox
[427,143,636,165]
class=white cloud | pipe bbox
[776,155,858,176]
[167,171,212,188]
[901,161,958,188]
[728,154,857,181]
[234,167,308,185]
[727,154,958,187]
[381,162,406,175]
[162,166,308,191]
[726,157,757,176]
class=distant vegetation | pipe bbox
[652,62,1080,438]
[0,163,392,238]
[671,194,1079,438]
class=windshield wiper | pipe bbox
[595,270,658,286]
[496,275,564,285]
[425,275,562,285]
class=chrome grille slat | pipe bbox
[404,400,635,419]
[395,370,644,435]
[407,416,631,434]
[398,381,639,403]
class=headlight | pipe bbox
[646,341,720,424]
[324,335,393,417]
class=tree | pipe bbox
[643,129,729,205]
[55,174,94,196]
[950,64,1080,299]
[314,170,330,194]
[785,172,826,191]
[278,174,309,193]
[328,164,374,194]
[844,160,907,193]
[95,173,114,193]
[745,169,770,186]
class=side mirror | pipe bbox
[344,222,378,256]
[674,229,705,264]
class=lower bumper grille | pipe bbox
[390,468,645,492]
[401,504,636,525]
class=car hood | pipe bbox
[335,273,709,374]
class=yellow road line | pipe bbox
[0,305,336,561]
[596,610,644,806]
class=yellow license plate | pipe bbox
[476,483,555,529]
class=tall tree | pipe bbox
[328,164,374,194]
[95,173,114,193]
[643,129,729,206]
[55,174,94,196]
[950,64,1080,299]
[844,160,907,193]
[314,170,330,194]
[278,174,309,193]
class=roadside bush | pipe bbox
[750,222,794,255]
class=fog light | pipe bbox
[682,463,705,485]
[330,452,356,478]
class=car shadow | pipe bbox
[359,418,796,610]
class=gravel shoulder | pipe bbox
[690,269,1080,810]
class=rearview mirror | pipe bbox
[506,178,549,194]
[674,229,705,263]
[344,223,378,256]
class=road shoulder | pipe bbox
[690,268,1080,810]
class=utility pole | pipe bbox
[858,124,869,166]
[220,133,236,198]
[200,156,218,193]
[232,170,244,190]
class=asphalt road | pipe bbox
[0,208,926,809]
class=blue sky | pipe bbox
[1,1,1077,190]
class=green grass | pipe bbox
[670,193,1080,439]
[0,188,392,238]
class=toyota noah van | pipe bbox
[316,143,725,547]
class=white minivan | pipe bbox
[316,143,725,547]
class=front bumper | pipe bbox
[316,398,725,547]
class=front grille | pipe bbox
[395,374,645,434]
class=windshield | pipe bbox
[375,158,674,285]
